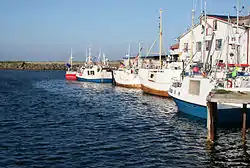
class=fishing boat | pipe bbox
[140,9,183,97]
[114,68,141,88]
[76,47,113,83]
[65,48,77,80]
[169,67,250,124]
[113,42,142,88]
[169,6,250,124]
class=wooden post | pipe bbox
[242,104,247,142]
[207,102,217,143]
[111,71,116,86]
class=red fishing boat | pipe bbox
[65,48,77,80]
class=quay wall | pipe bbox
[0,61,120,71]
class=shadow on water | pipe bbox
[174,109,250,167]
[205,135,250,167]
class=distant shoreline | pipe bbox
[0,61,120,70]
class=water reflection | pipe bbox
[27,74,250,167]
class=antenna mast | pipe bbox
[234,0,244,64]
[159,9,163,69]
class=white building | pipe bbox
[176,14,250,66]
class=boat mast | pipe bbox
[98,47,102,63]
[128,42,131,67]
[70,48,73,68]
[88,46,92,63]
[190,7,195,65]
[226,14,230,72]
[202,0,207,67]
[159,9,163,69]
[103,53,106,65]
[85,47,88,62]
[138,41,141,68]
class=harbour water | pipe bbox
[0,70,250,167]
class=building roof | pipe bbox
[123,55,169,59]
[206,14,237,21]
[231,15,250,27]
[176,13,248,40]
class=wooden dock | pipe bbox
[206,89,250,143]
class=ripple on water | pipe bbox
[1,70,250,168]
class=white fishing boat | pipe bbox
[65,48,77,80]
[76,47,113,83]
[169,67,250,124]
[113,42,142,88]
[114,69,141,88]
[140,9,184,97]
[169,5,250,124]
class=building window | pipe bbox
[213,20,218,31]
[196,42,202,52]
[205,40,211,51]
[215,39,222,50]
[184,43,188,52]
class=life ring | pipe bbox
[227,79,232,88]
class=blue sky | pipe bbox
[0,0,249,61]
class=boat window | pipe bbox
[87,71,90,75]
[91,71,95,75]
[189,80,200,95]
[150,74,154,78]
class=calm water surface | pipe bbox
[0,70,250,168]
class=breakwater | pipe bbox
[0,61,120,70]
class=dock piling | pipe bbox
[207,102,217,143]
[242,104,247,142]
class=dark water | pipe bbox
[0,70,250,168]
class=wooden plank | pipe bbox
[207,91,250,104]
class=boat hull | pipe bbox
[141,84,169,97]
[65,71,77,80]
[113,70,141,89]
[139,68,182,97]
[76,76,113,83]
[116,82,141,88]
[171,96,250,125]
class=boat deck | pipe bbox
[207,90,250,104]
